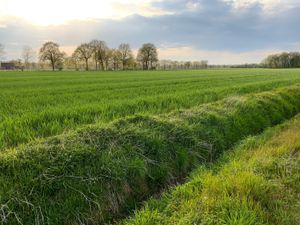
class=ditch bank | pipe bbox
[1,85,300,224]
[123,114,300,225]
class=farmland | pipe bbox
[1,69,300,224]
[2,69,300,149]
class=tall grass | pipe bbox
[1,85,300,224]
[1,69,300,149]
[124,114,300,225]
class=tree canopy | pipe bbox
[74,43,93,71]
[137,43,158,70]
[39,42,65,71]
[263,52,300,68]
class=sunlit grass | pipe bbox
[124,113,300,225]
[1,84,300,224]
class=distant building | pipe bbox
[0,62,16,70]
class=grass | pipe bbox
[2,69,300,149]
[1,84,300,224]
[124,114,300,225]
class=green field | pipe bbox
[2,69,300,149]
[1,69,300,225]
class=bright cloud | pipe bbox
[0,0,166,25]
[1,0,300,64]
[0,0,297,26]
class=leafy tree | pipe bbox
[263,52,300,68]
[290,52,300,67]
[39,42,65,71]
[137,43,158,70]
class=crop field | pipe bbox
[2,69,300,149]
[1,69,300,225]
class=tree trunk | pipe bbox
[85,59,89,71]
[51,61,55,71]
[94,54,98,70]
[100,60,105,71]
[145,61,149,70]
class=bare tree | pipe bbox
[95,41,109,70]
[184,61,191,70]
[0,43,5,61]
[89,40,100,70]
[104,48,113,70]
[39,42,65,71]
[74,43,93,71]
[118,43,133,70]
[137,43,158,70]
[22,46,35,70]
[71,50,82,71]
[111,49,122,70]
[89,40,109,70]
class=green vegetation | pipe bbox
[263,52,300,68]
[2,69,300,149]
[124,114,300,225]
[1,84,300,224]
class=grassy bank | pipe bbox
[124,114,300,225]
[2,69,300,149]
[1,85,300,224]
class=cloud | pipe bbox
[0,0,300,63]
[0,0,167,25]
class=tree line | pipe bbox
[0,41,159,71]
[208,52,300,69]
[262,52,300,68]
[40,41,159,71]
[157,60,208,70]
[2,42,300,70]
[0,43,5,61]
[0,41,210,71]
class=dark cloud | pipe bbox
[1,0,300,60]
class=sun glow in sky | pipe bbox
[1,0,299,64]
[0,0,290,26]
[0,0,161,25]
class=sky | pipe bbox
[0,0,299,64]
